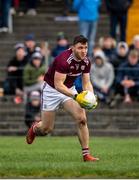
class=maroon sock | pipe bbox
[82,147,89,157]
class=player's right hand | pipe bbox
[73,91,91,109]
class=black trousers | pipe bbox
[115,83,139,99]
[110,12,127,41]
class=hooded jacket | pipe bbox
[90,54,114,89]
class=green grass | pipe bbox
[0,136,139,178]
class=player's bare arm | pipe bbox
[82,73,94,93]
[54,71,76,98]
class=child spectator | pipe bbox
[23,52,45,95]
[90,50,114,102]
[25,90,41,128]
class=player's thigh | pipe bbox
[63,99,87,122]
[41,110,56,130]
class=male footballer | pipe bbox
[26,35,99,162]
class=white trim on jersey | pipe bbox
[68,72,82,76]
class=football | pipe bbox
[84,91,97,109]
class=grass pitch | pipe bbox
[0,136,139,178]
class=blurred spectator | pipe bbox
[129,35,139,52]
[0,0,12,33]
[110,41,129,75]
[105,0,133,41]
[23,52,45,95]
[90,50,114,102]
[51,32,70,58]
[25,90,41,128]
[73,0,101,57]
[24,33,42,61]
[92,44,102,56]
[114,49,139,104]
[3,43,28,96]
[99,36,116,62]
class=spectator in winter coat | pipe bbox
[110,41,129,75]
[23,52,46,94]
[73,0,101,57]
[115,49,139,103]
[3,43,28,96]
[51,32,70,58]
[24,33,43,61]
[105,0,133,41]
[90,50,114,102]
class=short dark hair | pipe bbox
[73,35,88,45]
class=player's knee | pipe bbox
[76,109,87,123]
[76,114,87,125]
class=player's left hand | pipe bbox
[73,91,91,108]
[73,92,98,110]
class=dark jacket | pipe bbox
[7,56,28,78]
[109,54,128,75]
[105,0,133,14]
[52,45,69,58]
[116,61,139,86]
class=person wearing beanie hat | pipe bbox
[23,52,46,95]
[109,41,129,77]
[14,43,25,51]
[25,33,35,41]
[31,52,43,60]
[25,90,41,128]
[51,32,70,58]
[24,33,42,62]
[3,42,28,97]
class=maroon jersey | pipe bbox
[44,49,91,88]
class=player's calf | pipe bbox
[26,122,53,144]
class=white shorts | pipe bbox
[41,82,77,111]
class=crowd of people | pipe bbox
[0,0,139,129]
[2,32,139,124]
